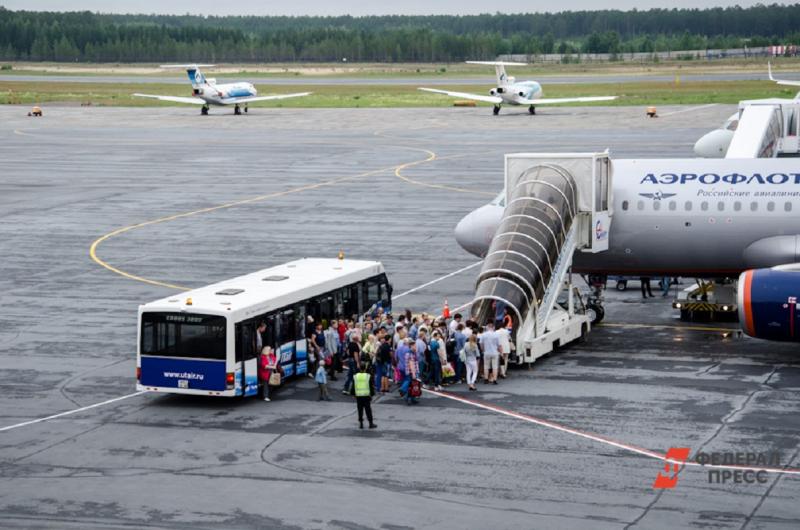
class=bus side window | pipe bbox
[306,298,321,325]
[357,282,365,316]
[341,286,359,319]
[366,279,380,313]
[262,314,276,351]
[295,304,306,340]
[235,323,246,363]
[279,309,295,345]
[141,321,154,353]
[318,294,334,323]
[380,279,392,311]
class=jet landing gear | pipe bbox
[529,105,536,115]
[234,104,242,115]
[584,274,607,325]
[493,105,501,116]
[201,105,209,116]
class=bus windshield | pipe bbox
[141,312,226,360]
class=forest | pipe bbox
[1,4,799,62]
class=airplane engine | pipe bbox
[490,89,496,96]
[738,266,800,341]
[518,91,525,97]
[694,129,735,158]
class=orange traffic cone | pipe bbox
[443,299,451,319]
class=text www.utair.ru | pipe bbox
[163,372,204,381]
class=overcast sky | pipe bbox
[0,1,767,16]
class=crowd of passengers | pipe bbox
[259,303,516,404]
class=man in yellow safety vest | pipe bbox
[350,365,377,429]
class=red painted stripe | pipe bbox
[742,270,755,336]
[423,388,800,475]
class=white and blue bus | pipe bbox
[137,258,391,397]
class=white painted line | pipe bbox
[426,389,800,476]
[659,103,718,117]
[0,391,148,433]
[394,261,482,299]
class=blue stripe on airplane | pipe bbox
[227,89,255,98]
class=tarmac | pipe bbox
[1,103,798,529]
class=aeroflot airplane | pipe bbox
[134,64,311,115]
[419,61,617,115]
[455,158,800,342]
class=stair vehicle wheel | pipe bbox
[615,280,627,291]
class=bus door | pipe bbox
[278,309,296,378]
[235,321,259,397]
[295,304,308,376]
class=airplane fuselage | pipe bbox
[491,81,543,106]
[194,82,258,106]
[456,158,800,277]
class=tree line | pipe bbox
[1,5,799,63]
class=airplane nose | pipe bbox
[454,212,479,256]
[694,129,734,158]
[454,204,501,257]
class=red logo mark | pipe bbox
[653,447,691,489]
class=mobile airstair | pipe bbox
[470,152,612,364]
[726,100,800,158]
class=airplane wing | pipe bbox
[223,92,312,104]
[133,93,206,104]
[768,62,800,87]
[418,87,502,104]
[519,95,618,105]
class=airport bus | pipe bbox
[136,258,391,397]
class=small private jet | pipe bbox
[419,61,617,115]
[134,64,311,115]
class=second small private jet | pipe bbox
[134,64,311,115]
[419,61,617,115]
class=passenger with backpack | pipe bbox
[402,340,420,405]
[375,334,393,394]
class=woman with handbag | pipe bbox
[259,346,280,402]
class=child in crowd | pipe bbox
[316,359,332,401]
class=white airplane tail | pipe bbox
[160,64,216,88]
[768,61,800,96]
[466,60,526,87]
